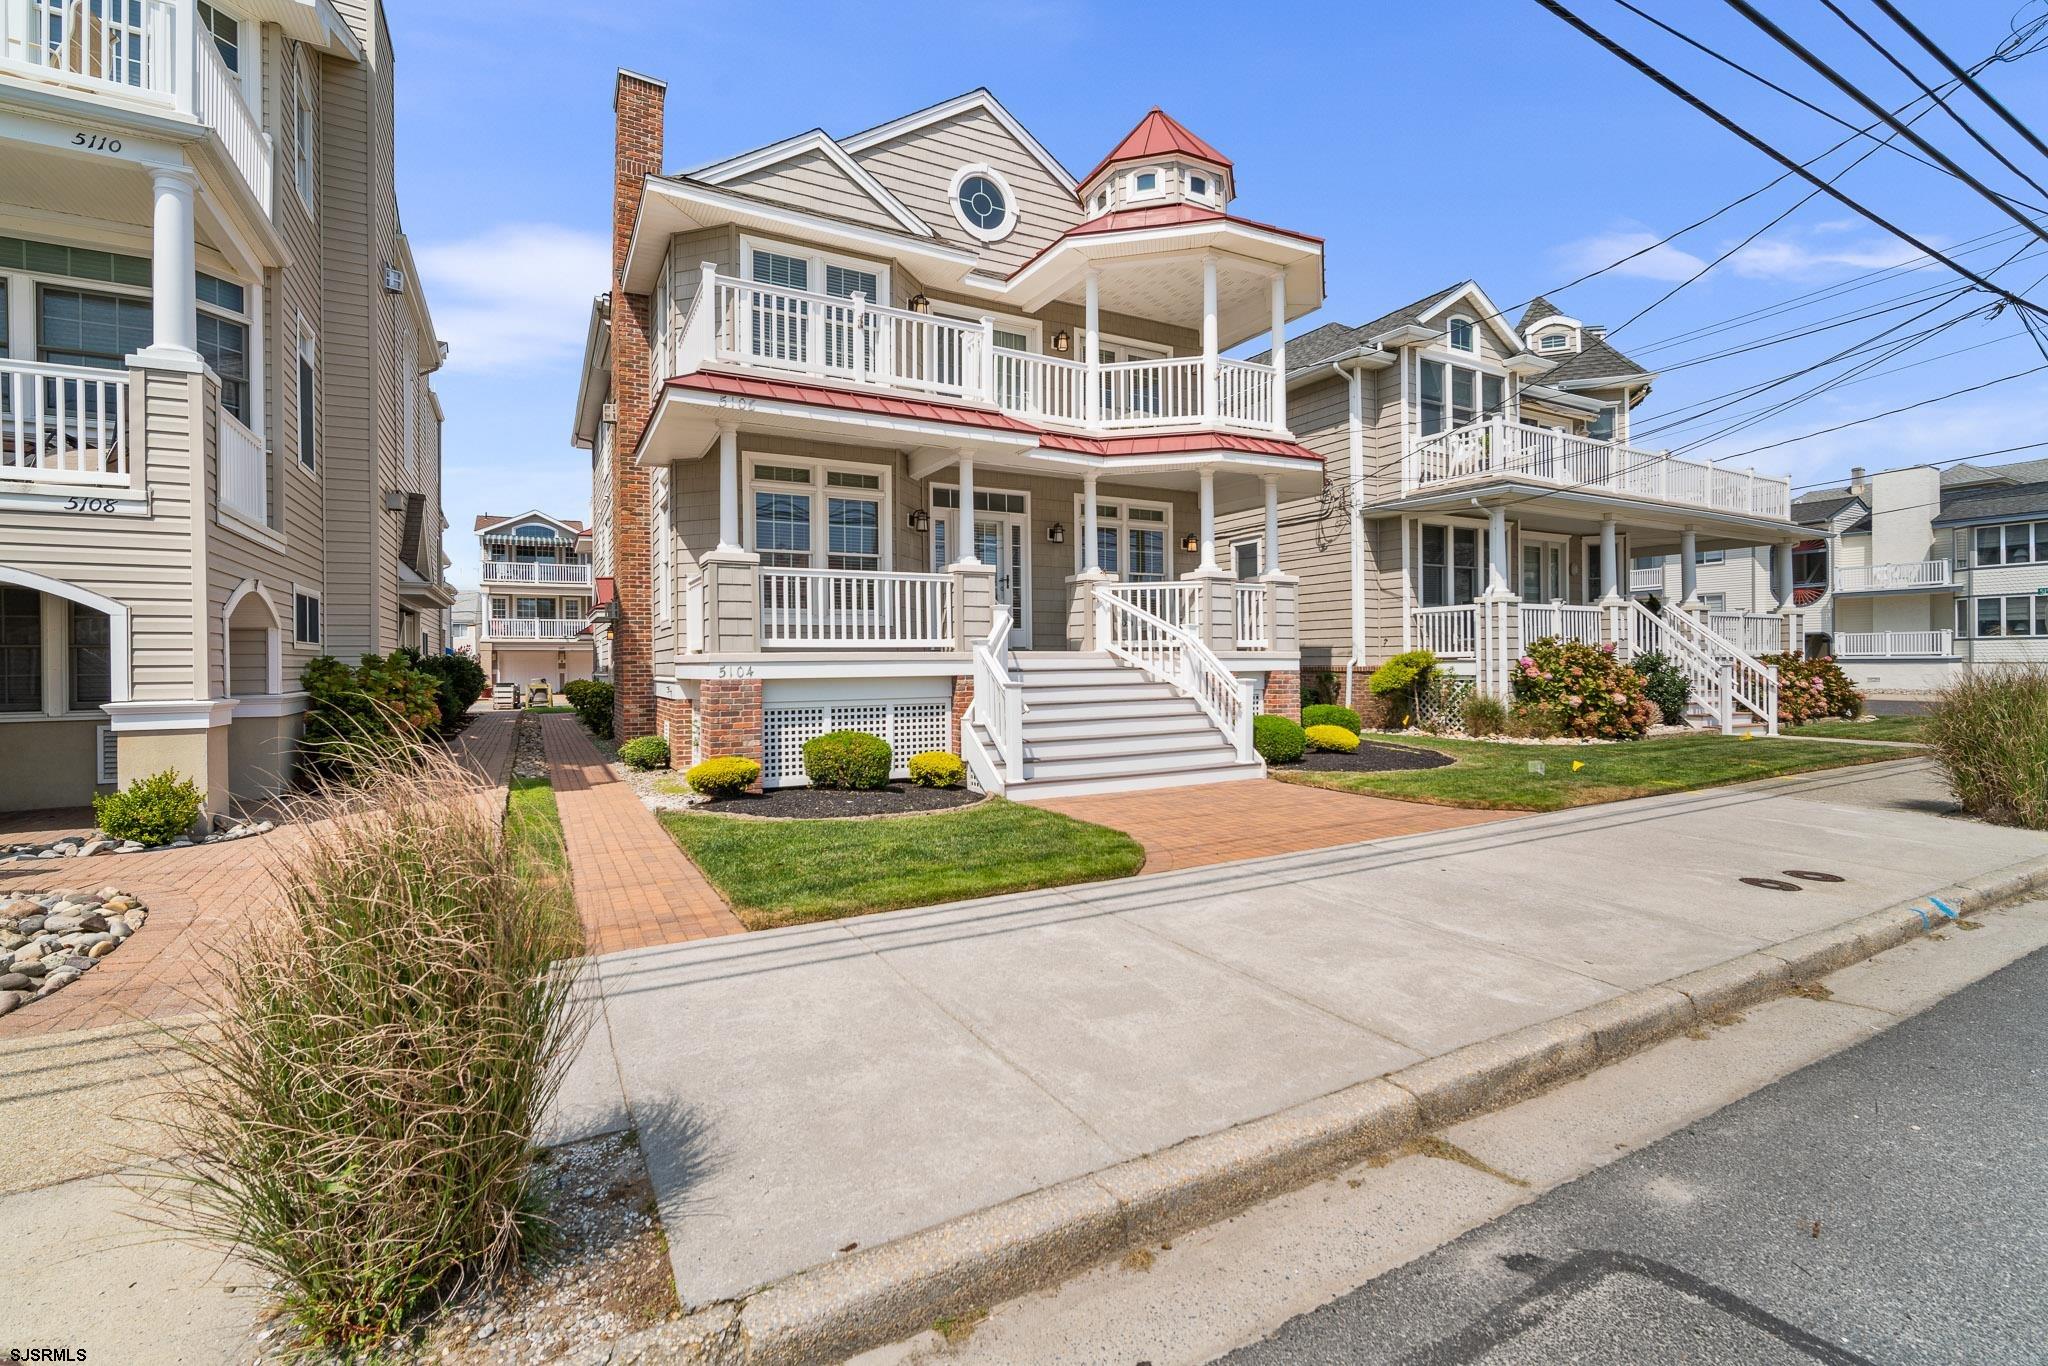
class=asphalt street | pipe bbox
[1223,945,2048,1365]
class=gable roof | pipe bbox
[475,511,586,536]
[1080,108,1233,186]
[1517,296,1564,333]
[840,88,1078,195]
[1251,282,1473,369]
[1943,455,2048,487]
[1933,477,2048,525]
[682,128,936,238]
[1539,331,1651,385]
[1789,492,1862,524]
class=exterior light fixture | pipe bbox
[1051,329,1071,354]
[1047,522,1065,544]
[1180,533,1199,553]
[907,294,932,314]
[908,508,930,532]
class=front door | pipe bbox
[975,513,1030,647]
[1520,535,1566,602]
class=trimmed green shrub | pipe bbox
[685,756,759,798]
[618,736,670,770]
[1765,653,1862,726]
[1631,651,1692,726]
[94,769,203,847]
[301,653,442,774]
[1461,694,1508,738]
[1253,714,1307,764]
[1304,724,1360,754]
[1925,666,2048,829]
[1368,650,1437,698]
[1510,638,1657,740]
[563,679,615,738]
[803,730,892,790]
[1302,703,1363,735]
[907,751,966,788]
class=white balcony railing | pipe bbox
[1706,611,1787,657]
[216,406,266,525]
[1412,604,1477,659]
[1835,561,1953,593]
[1836,630,1954,658]
[1629,565,1664,592]
[1519,601,1603,647]
[1098,581,1201,630]
[690,272,1284,435]
[0,0,272,209]
[1407,418,1793,521]
[481,561,594,586]
[758,568,954,649]
[1,359,129,485]
[486,618,583,640]
[1235,582,1269,650]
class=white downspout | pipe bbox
[1330,358,1368,706]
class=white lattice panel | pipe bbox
[887,702,950,761]
[760,701,955,787]
[762,706,828,786]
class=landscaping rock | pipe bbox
[0,974,27,992]
[0,889,146,1016]
[0,992,23,1017]
[0,900,38,918]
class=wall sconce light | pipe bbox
[907,294,932,314]
[1180,533,1200,554]
[1051,329,1071,354]
[908,508,930,532]
[1047,522,1066,544]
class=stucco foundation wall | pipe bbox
[118,726,231,816]
[228,712,305,803]
[0,718,107,811]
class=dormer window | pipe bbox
[1539,333,1568,352]
[1448,317,1475,353]
[1134,170,1158,194]
[1189,174,1208,198]
[1095,191,1108,212]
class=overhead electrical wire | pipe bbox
[1870,0,2048,166]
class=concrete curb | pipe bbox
[616,855,2048,1365]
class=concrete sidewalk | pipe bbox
[574,759,2048,1322]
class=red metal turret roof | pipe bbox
[1081,108,1232,186]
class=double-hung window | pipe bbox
[196,273,250,423]
[750,460,889,571]
[1971,521,2048,566]
[38,287,151,370]
[1417,358,1504,437]
[1420,524,1480,606]
[743,240,889,374]
[197,1,239,71]
[1970,595,2048,637]
[0,588,39,714]
[824,470,882,571]
[293,55,316,211]
[294,591,321,645]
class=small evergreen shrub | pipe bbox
[1368,650,1437,698]
[802,730,892,790]
[685,756,759,798]
[1765,653,1862,726]
[1461,694,1508,738]
[1925,666,2048,829]
[1253,714,1307,764]
[907,751,966,788]
[1631,651,1692,726]
[618,736,670,770]
[401,650,486,733]
[1304,724,1360,754]
[1510,638,1657,740]
[1302,704,1363,735]
[563,679,615,738]
[94,769,203,847]
[301,653,442,774]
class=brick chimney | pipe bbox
[608,69,665,742]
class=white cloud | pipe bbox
[1552,228,1710,284]
[1551,220,1933,288]
[1724,235,1926,281]
[413,224,609,373]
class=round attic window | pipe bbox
[950,164,1018,243]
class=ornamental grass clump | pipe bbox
[152,743,586,1354]
[1924,665,2048,830]
[1510,637,1657,740]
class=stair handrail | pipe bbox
[970,606,1024,783]
[1094,584,1254,763]
[1618,597,1733,731]
[1660,607,1780,735]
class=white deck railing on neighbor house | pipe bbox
[216,408,267,525]
[1411,604,1478,659]
[1519,601,1603,648]
[1835,561,1953,592]
[1235,582,1269,649]
[1,359,129,485]
[1706,611,1788,656]
[1836,630,1954,658]
[1099,581,1201,630]
[757,568,955,649]
[1096,584,1254,763]
[487,618,582,640]
[1629,565,1664,592]
[1407,418,1793,520]
[481,561,594,586]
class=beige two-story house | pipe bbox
[473,510,597,693]
[0,0,450,815]
[574,81,1325,796]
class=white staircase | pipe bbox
[1616,598,1779,736]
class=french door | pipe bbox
[1520,535,1567,602]
[975,513,1030,647]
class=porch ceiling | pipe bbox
[1380,481,1803,552]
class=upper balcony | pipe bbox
[0,0,273,212]
[482,560,595,588]
[1835,561,1952,594]
[1405,417,1793,522]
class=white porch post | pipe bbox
[137,164,201,364]
[1198,467,1218,572]
[1082,472,1100,573]
[1201,254,1219,424]
[953,454,978,565]
[1083,269,1101,427]
[1486,506,1510,597]
[1262,474,1281,576]
[1679,527,1701,609]
[715,422,741,553]
[1598,515,1621,603]
[1774,540,1796,610]
[1269,272,1288,434]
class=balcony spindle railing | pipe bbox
[757,568,954,649]
[1835,561,1953,592]
[1,359,128,485]
[1234,582,1270,649]
[1098,581,1201,630]
[1411,604,1478,658]
[216,407,267,525]
[1837,630,1953,658]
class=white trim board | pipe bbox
[686,129,937,239]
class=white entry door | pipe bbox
[1520,535,1567,602]
[975,512,1030,647]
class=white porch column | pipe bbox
[1774,540,1796,609]
[1486,505,1510,596]
[1679,527,1701,608]
[1269,272,1288,434]
[715,422,741,552]
[137,165,201,364]
[1262,474,1281,576]
[1198,467,1218,571]
[953,454,978,565]
[1082,472,1100,573]
[1201,254,1219,424]
[1598,515,1621,603]
[1083,269,1101,427]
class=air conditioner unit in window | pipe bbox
[383,265,405,294]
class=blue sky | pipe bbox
[390,1,2048,590]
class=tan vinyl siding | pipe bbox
[725,149,909,234]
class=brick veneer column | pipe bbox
[698,678,763,780]
[1262,669,1302,722]
[951,675,974,752]
[655,693,693,764]
[609,70,666,742]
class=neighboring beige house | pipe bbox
[474,511,597,693]
[574,82,1324,797]
[0,0,450,815]
[1222,284,1811,732]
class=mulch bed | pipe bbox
[698,783,984,819]
[1277,741,1455,774]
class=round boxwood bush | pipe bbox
[802,730,892,790]
[1302,704,1362,735]
[93,768,203,847]
[685,756,759,798]
[1252,714,1307,764]
[1304,724,1360,754]
[618,736,670,770]
[907,751,965,789]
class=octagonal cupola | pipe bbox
[1078,108,1235,218]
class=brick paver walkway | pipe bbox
[1030,776,1508,873]
[537,714,744,954]
[0,809,99,847]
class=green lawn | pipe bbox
[1276,732,1907,812]
[1784,715,1930,743]
[660,799,1146,929]
[506,775,570,879]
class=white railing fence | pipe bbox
[1216,358,1276,430]
[482,561,594,585]
[1835,561,1953,592]
[1,359,128,484]
[1098,356,1205,429]
[1706,611,1787,657]
[1518,601,1603,648]
[1099,580,1201,631]
[712,279,986,401]
[193,31,272,212]
[1652,605,1779,735]
[487,618,582,640]
[1411,604,1477,658]
[991,349,1087,424]
[1235,582,1269,649]
[1095,584,1253,762]
[1836,630,1953,658]
[216,407,267,525]
[0,0,174,95]
[969,606,1024,786]
[1617,598,1735,731]
[757,568,955,649]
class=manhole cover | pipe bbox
[1741,877,1803,892]
[1783,870,1845,883]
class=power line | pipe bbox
[1869,0,2048,166]
[1702,362,2048,463]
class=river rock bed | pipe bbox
[2,816,275,867]
[0,888,147,1017]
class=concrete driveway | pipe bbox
[569,760,2048,1311]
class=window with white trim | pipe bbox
[293,590,322,645]
[293,54,316,212]
[195,272,250,423]
[747,458,889,570]
[1447,316,1475,353]
[0,587,39,714]
[1969,520,2048,565]
[1415,358,1506,436]
[1965,595,2048,637]
[1132,170,1160,196]
[653,469,672,623]
[296,323,317,471]
[1078,500,1173,581]
[1540,332,1567,351]
[197,1,239,71]
[1233,539,1262,581]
